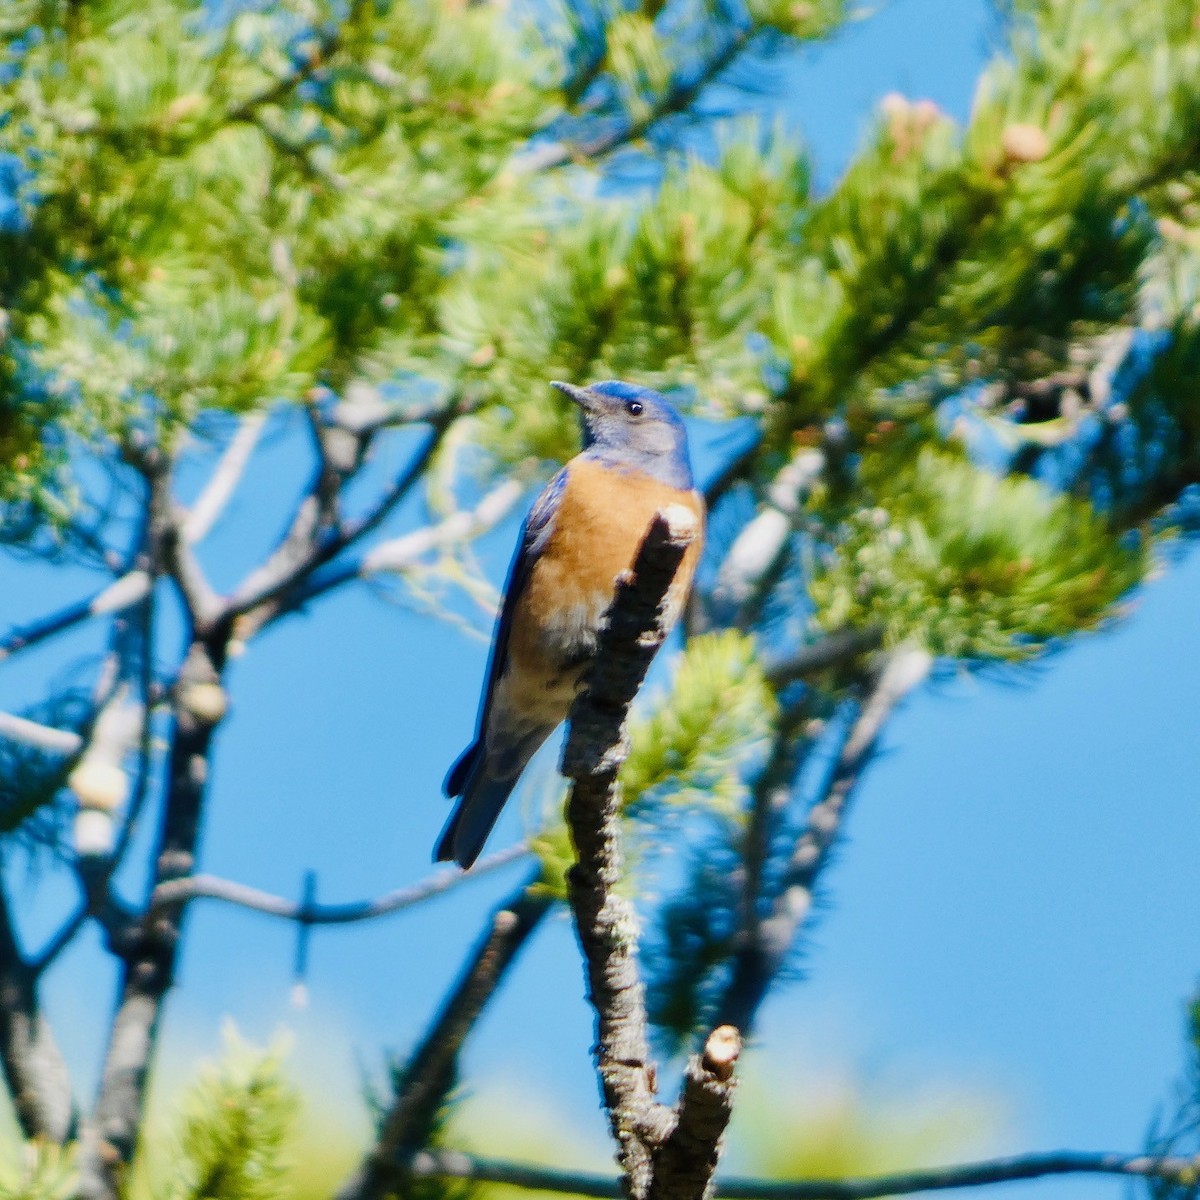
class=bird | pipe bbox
[435,379,705,868]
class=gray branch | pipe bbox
[0,880,75,1143]
[391,1146,1200,1198]
[562,506,736,1200]
[75,638,228,1200]
[227,405,457,625]
[150,842,529,924]
[716,648,932,1034]
[649,1027,742,1200]
[0,570,151,663]
[337,873,553,1200]
[763,626,885,689]
[183,413,266,544]
[709,448,825,630]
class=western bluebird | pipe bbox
[435,379,705,867]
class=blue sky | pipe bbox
[5,1,1200,1197]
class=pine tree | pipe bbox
[0,0,1198,1198]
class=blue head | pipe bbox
[550,380,694,490]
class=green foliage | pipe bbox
[532,631,778,896]
[811,448,1145,659]
[745,0,852,40]
[442,131,808,462]
[0,1142,75,1200]
[0,0,550,455]
[1,0,1199,1186]
[622,630,778,817]
[146,1037,299,1200]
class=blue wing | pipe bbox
[443,467,568,797]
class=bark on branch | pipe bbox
[0,880,74,1143]
[75,638,228,1200]
[394,1146,1200,1198]
[562,507,736,1200]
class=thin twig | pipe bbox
[183,413,267,544]
[715,648,932,1033]
[0,712,83,755]
[228,408,456,622]
[521,26,759,173]
[295,477,525,601]
[223,16,351,125]
[763,625,885,689]
[394,1146,1200,1198]
[149,843,530,924]
[0,571,152,662]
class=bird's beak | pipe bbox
[550,380,596,411]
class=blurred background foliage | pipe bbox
[1,0,1199,1194]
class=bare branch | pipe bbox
[710,448,825,628]
[0,878,75,1142]
[649,1026,742,1200]
[520,27,759,173]
[76,639,227,1200]
[338,873,553,1200]
[183,413,267,544]
[294,477,525,602]
[228,408,456,622]
[0,712,83,755]
[330,382,459,437]
[763,625,885,689]
[716,648,932,1033]
[149,842,530,924]
[0,570,151,662]
[561,507,703,1197]
[69,683,145,860]
[144,452,225,633]
[391,1146,1200,1198]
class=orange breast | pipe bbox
[508,459,705,685]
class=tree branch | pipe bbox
[75,636,228,1200]
[158,493,223,632]
[183,413,267,544]
[0,712,83,755]
[390,1146,1200,1198]
[0,877,75,1143]
[522,26,759,173]
[709,448,825,629]
[715,648,932,1034]
[338,872,553,1200]
[149,842,529,924]
[762,626,885,690]
[227,406,456,623]
[223,16,352,125]
[292,477,525,603]
[561,506,714,1198]
[649,1026,742,1200]
[0,570,152,662]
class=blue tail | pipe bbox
[437,725,560,866]
[435,745,518,868]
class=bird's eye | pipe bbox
[626,400,643,417]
